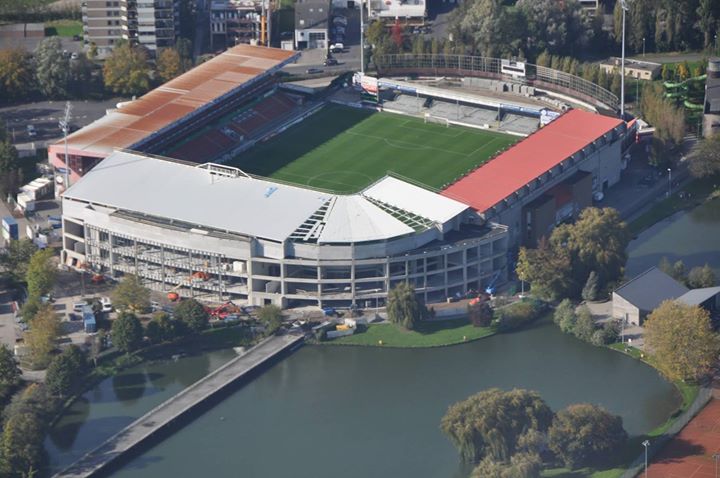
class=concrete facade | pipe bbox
[62,197,509,308]
[612,291,641,326]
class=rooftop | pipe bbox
[54,45,298,156]
[64,151,467,244]
[614,267,689,312]
[295,0,330,30]
[441,109,624,213]
[677,286,720,307]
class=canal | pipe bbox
[48,319,680,478]
[627,198,720,277]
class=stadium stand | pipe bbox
[382,93,538,134]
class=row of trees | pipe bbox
[0,37,192,103]
[0,121,22,199]
[441,388,628,476]
[658,258,717,289]
[554,300,619,347]
[516,207,630,302]
[613,0,720,55]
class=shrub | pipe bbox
[495,299,545,332]
[553,299,576,333]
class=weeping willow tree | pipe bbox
[386,282,429,330]
[440,388,553,463]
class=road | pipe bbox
[0,98,123,146]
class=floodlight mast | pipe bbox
[61,101,72,193]
[620,0,628,118]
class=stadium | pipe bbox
[56,45,629,308]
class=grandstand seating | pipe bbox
[169,91,302,162]
[382,93,538,134]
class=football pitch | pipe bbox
[228,104,518,193]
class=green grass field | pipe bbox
[44,20,82,37]
[229,104,517,193]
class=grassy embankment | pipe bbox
[328,317,496,348]
[628,175,720,235]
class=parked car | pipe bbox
[100,297,113,312]
[26,124,37,137]
[306,67,324,74]
[330,43,344,53]
[324,57,338,66]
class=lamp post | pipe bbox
[359,0,364,75]
[667,167,672,197]
[643,37,645,57]
[620,0,628,118]
[642,440,650,478]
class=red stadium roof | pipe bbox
[441,109,624,213]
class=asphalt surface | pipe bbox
[0,98,123,146]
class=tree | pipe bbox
[157,47,182,83]
[555,207,630,293]
[258,304,283,335]
[610,73,621,97]
[112,312,143,354]
[0,140,22,199]
[548,403,628,469]
[0,48,33,100]
[553,299,576,334]
[145,312,178,344]
[0,406,46,477]
[0,344,20,401]
[677,61,690,81]
[441,388,553,463]
[0,239,36,282]
[471,452,542,478]
[68,52,94,97]
[174,37,193,70]
[103,40,151,96]
[696,0,716,49]
[644,300,720,381]
[387,282,428,330]
[45,345,88,399]
[687,264,716,288]
[89,329,105,367]
[581,271,599,302]
[516,238,572,301]
[88,42,98,60]
[688,134,720,177]
[24,304,61,368]
[26,248,56,299]
[468,298,493,327]
[34,36,69,98]
[573,305,595,342]
[365,20,386,48]
[173,298,208,334]
[111,274,150,312]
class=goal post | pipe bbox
[424,114,450,127]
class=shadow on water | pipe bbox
[47,398,91,451]
[229,105,374,177]
[111,373,154,403]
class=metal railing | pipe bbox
[373,54,619,112]
[619,386,713,478]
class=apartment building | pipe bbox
[210,0,264,49]
[83,0,179,57]
[82,0,124,58]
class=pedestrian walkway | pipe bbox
[645,399,720,477]
[54,334,304,478]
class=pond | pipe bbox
[627,198,720,277]
[48,319,680,478]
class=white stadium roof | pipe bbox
[363,176,468,224]
[318,196,414,244]
[64,151,468,244]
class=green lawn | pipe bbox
[327,318,496,347]
[44,20,82,37]
[227,104,517,193]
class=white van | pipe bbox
[330,43,344,53]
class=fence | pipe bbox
[619,386,714,478]
[373,54,619,112]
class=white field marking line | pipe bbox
[397,119,464,138]
[272,170,366,191]
[345,130,468,156]
[306,170,374,189]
